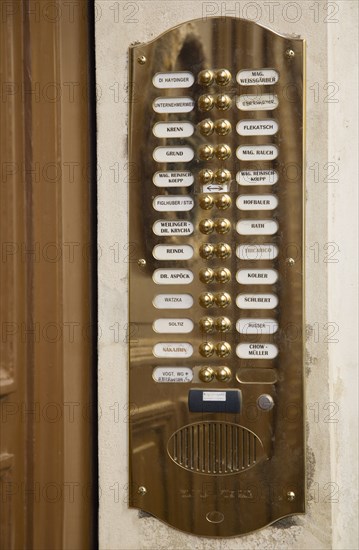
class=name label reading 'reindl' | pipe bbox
[236,219,278,235]
[153,147,194,163]
[153,294,194,309]
[153,196,194,211]
[153,342,193,358]
[152,245,193,261]
[237,244,279,260]
[152,220,193,236]
[236,145,278,161]
[236,343,278,359]
[152,318,194,334]
[236,195,278,211]
[153,121,194,138]
[237,170,278,186]
[152,367,193,383]
[153,269,193,285]
[153,171,194,188]
[236,293,278,309]
[236,318,279,335]
[236,94,279,111]
[152,72,194,89]
[236,119,278,136]
[153,97,195,113]
[236,269,278,285]
[237,69,279,86]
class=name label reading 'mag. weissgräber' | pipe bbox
[152,220,193,236]
[237,69,279,86]
[152,72,194,89]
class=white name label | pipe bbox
[203,391,226,402]
[152,72,194,89]
[237,170,278,186]
[236,318,278,335]
[153,171,194,188]
[236,145,278,161]
[236,219,278,235]
[236,343,278,359]
[236,94,279,111]
[236,269,278,285]
[153,367,193,383]
[153,146,194,163]
[236,194,278,210]
[153,195,194,211]
[153,121,194,138]
[237,244,279,260]
[153,97,195,113]
[152,220,194,236]
[153,294,194,309]
[152,245,194,261]
[153,269,193,285]
[152,318,194,334]
[153,342,193,358]
[236,293,278,309]
[236,119,278,136]
[237,69,279,86]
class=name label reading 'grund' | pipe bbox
[236,343,278,359]
[152,72,194,89]
[237,244,279,260]
[152,318,194,334]
[152,220,193,236]
[236,293,278,309]
[153,269,193,285]
[237,145,278,161]
[153,342,193,358]
[237,169,278,186]
[152,367,193,383]
[236,119,278,136]
[152,245,193,260]
[236,219,278,235]
[153,294,194,309]
[153,196,194,211]
[237,94,279,111]
[153,171,194,188]
[236,318,278,335]
[237,69,279,86]
[153,146,194,163]
[236,269,278,285]
[236,195,278,210]
[153,97,195,113]
[153,121,194,138]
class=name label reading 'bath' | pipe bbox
[153,97,195,113]
[152,318,194,334]
[152,220,193,236]
[153,171,194,188]
[153,147,194,163]
[153,342,193,358]
[152,367,193,383]
[153,196,194,211]
[237,69,279,86]
[152,72,194,89]
[236,318,278,335]
[152,245,193,260]
[153,269,193,285]
[153,294,194,309]
[153,121,194,138]
[236,343,278,359]
[236,269,278,285]
[236,219,278,235]
[237,244,279,260]
[237,145,278,161]
[236,119,278,136]
[237,170,278,186]
[236,195,278,211]
[236,293,278,309]
[237,94,279,111]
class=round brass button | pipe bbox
[215,144,231,160]
[214,169,231,185]
[215,94,232,110]
[198,119,214,136]
[214,119,232,136]
[198,169,214,185]
[198,144,214,160]
[199,243,215,259]
[199,194,214,209]
[199,267,214,283]
[216,366,231,381]
[215,69,232,86]
[199,219,214,235]
[199,292,214,308]
[198,69,214,86]
[199,366,215,382]
[215,194,232,209]
[214,218,231,234]
[214,292,231,308]
[198,94,214,112]
[215,243,231,259]
[199,342,214,357]
[215,268,231,283]
[199,316,214,333]
[215,342,231,357]
[215,316,232,332]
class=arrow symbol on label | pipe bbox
[206,185,223,191]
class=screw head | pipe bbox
[286,257,295,266]
[285,49,295,59]
[138,486,147,495]
[137,55,147,64]
[137,259,146,268]
[287,491,296,501]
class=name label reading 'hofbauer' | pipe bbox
[236,219,278,235]
[237,69,279,86]
[152,245,193,261]
[236,119,278,136]
[153,342,193,358]
[236,195,278,211]
[237,94,278,111]
[153,171,194,188]
[152,72,194,89]
[153,97,195,113]
[153,147,194,163]
[236,318,278,335]
[237,244,279,260]
[236,293,278,309]
[237,145,278,161]
[152,318,194,334]
[153,269,193,285]
[236,269,278,285]
[236,343,278,359]
[152,367,193,383]
[153,196,194,211]
[237,170,278,186]
[153,294,194,309]
[152,220,193,236]
[153,121,194,138]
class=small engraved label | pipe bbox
[237,69,279,86]
[153,72,194,89]
[236,119,278,136]
[236,343,278,359]
[236,220,278,235]
[236,145,278,161]
[237,169,278,186]
[153,196,194,211]
[153,171,194,188]
[153,97,195,113]
[152,220,194,236]
[236,94,279,111]
[236,195,278,210]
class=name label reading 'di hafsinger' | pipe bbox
[236,318,278,335]
[153,294,194,309]
[237,94,278,111]
[153,269,193,285]
[153,196,194,211]
[237,145,278,161]
[153,318,194,334]
[153,171,194,188]
[236,269,278,285]
[153,121,194,138]
[237,244,278,260]
[236,343,278,359]
[236,219,278,235]
[153,342,193,358]
[153,147,194,163]
[153,220,193,236]
[237,195,278,211]
[152,72,194,89]
[237,120,278,136]
[153,244,193,261]
[237,170,278,186]
[237,69,279,86]
[152,367,193,383]
[153,97,195,113]
[236,293,278,309]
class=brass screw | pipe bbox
[199,342,214,357]
[198,94,214,112]
[198,169,214,185]
[199,292,214,308]
[214,292,231,308]
[198,119,214,136]
[215,341,231,357]
[199,219,214,235]
[199,267,215,283]
[199,366,215,382]
[215,69,232,86]
[287,491,296,501]
[199,194,214,209]
[137,55,147,64]
[215,94,232,110]
[138,259,146,268]
[214,119,232,136]
[216,366,231,381]
[214,169,231,185]
[215,194,232,210]
[138,486,147,495]
[198,69,214,86]
[198,144,214,160]
[215,243,231,259]
[215,218,231,234]
[215,316,231,332]
[285,49,295,59]
[215,144,231,161]
[199,316,215,333]
[199,243,215,259]
[215,268,231,284]
[286,257,295,266]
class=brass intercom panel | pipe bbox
[128,17,305,537]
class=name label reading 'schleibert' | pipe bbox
[152,220,193,236]
[152,72,195,89]
[236,119,278,136]
[236,94,278,111]
[152,245,193,261]
[236,318,278,335]
[236,343,278,359]
[152,367,193,383]
[153,146,194,163]
[152,318,194,334]
[236,219,278,235]
[153,121,194,138]
[237,244,279,260]
[236,195,278,211]
[237,69,279,86]
[153,342,193,358]
[237,170,278,186]
[236,293,278,309]
[153,269,193,285]
[153,171,194,188]
[153,196,194,211]
[236,269,278,285]
[153,97,195,113]
[236,145,278,161]
[153,294,194,309]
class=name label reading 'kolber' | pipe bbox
[236,219,278,235]
[237,145,278,161]
[237,170,278,186]
[236,343,278,359]
[153,269,193,285]
[153,294,194,309]
[236,269,278,285]
[153,196,194,211]
[237,94,278,111]
[153,97,195,113]
[236,318,278,335]
[153,146,194,163]
[153,171,194,188]
[152,220,193,236]
[236,119,278,136]
[152,72,194,89]
[153,342,193,358]
[237,244,279,260]
[152,318,194,334]
[152,367,193,383]
[152,245,193,260]
[153,121,194,138]
[236,195,278,211]
[236,293,278,309]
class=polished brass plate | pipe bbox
[128,17,305,537]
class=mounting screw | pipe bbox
[287,491,296,501]
[285,49,295,59]
[138,486,147,495]
[138,258,146,268]
[286,257,295,266]
[137,55,147,65]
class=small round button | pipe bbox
[214,119,232,136]
[199,267,214,283]
[198,169,214,185]
[199,219,214,235]
[215,144,231,160]
[215,94,232,110]
[215,268,231,284]
[199,342,214,357]
[214,292,231,308]
[215,316,231,332]
[199,292,214,308]
[216,366,231,381]
[199,194,214,210]
[214,218,231,234]
[199,243,215,259]
[215,243,231,259]
[214,169,231,185]
[199,316,214,333]
[215,194,232,209]
[198,119,214,136]
[198,144,214,160]
[199,366,215,382]
[198,69,214,86]
[198,94,214,112]
[215,342,231,357]
[257,394,275,411]
[215,69,232,86]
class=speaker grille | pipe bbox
[167,422,264,475]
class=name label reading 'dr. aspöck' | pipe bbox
[153,269,193,285]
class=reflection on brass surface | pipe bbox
[215,69,232,86]
[215,144,231,160]
[199,367,215,382]
[129,16,305,537]
[215,268,231,284]
[198,94,214,112]
[199,219,214,235]
[214,218,231,234]
[199,267,215,283]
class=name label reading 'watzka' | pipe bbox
[153,294,194,309]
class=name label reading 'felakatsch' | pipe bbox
[237,69,279,86]
[153,269,193,285]
[152,220,193,236]
[153,196,194,211]
[236,119,278,136]
[237,244,279,260]
[153,171,194,188]
[236,195,278,210]
[153,147,194,163]
[236,269,278,285]
[236,318,278,335]
[237,145,278,161]
[152,72,194,89]
[153,342,193,358]
[237,94,278,111]
[152,245,193,261]
[152,318,194,334]
[237,170,278,186]
[236,293,278,309]
[152,367,193,383]
[236,343,278,359]
[153,121,194,138]
[153,97,195,113]
[236,219,278,235]
[153,294,194,309]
